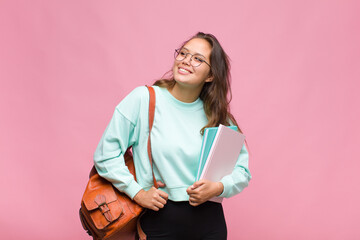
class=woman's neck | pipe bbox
[168,83,203,103]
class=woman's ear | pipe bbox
[205,75,214,83]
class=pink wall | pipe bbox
[1,0,359,239]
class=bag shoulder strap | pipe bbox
[146,85,158,188]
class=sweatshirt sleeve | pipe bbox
[219,144,252,198]
[93,87,146,199]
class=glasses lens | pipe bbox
[175,49,185,61]
[191,55,205,67]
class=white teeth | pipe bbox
[179,68,191,73]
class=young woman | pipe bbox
[94,32,251,240]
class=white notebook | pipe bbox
[199,124,245,202]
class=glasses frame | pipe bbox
[174,49,211,68]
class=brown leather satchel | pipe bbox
[80,86,158,240]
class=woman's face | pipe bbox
[172,38,213,90]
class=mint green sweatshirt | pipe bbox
[94,86,251,201]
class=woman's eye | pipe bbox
[194,56,205,62]
[180,51,187,56]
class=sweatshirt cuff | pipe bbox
[219,176,232,198]
[122,180,143,199]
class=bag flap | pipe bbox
[90,200,123,229]
[82,173,118,211]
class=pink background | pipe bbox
[1,0,359,239]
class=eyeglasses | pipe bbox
[174,49,211,68]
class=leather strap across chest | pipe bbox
[146,85,159,189]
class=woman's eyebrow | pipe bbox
[182,47,206,58]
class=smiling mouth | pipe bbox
[178,67,192,74]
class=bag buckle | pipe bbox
[94,194,114,222]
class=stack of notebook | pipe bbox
[195,124,246,202]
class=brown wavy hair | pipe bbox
[153,32,243,135]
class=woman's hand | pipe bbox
[133,182,168,211]
[186,180,224,206]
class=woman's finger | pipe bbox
[158,190,169,200]
[154,201,165,209]
[155,194,167,205]
[156,181,166,188]
[152,206,160,211]
[189,192,200,199]
[189,199,199,206]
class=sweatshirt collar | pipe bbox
[158,86,203,111]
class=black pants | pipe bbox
[140,200,227,240]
